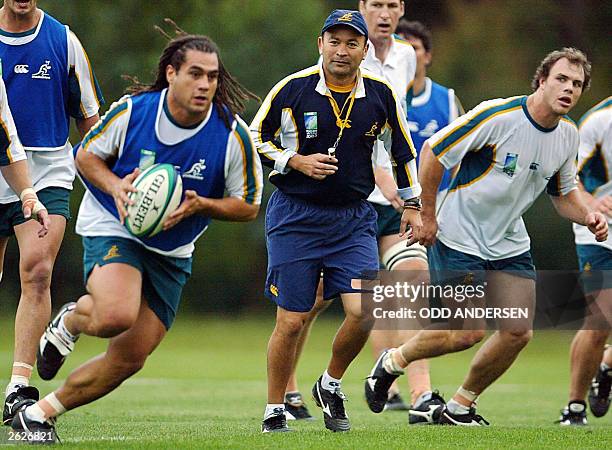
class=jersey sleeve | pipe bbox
[67,28,105,120]
[378,84,420,199]
[225,116,264,205]
[427,99,508,170]
[449,90,464,121]
[576,110,609,194]
[0,78,26,166]
[79,97,130,161]
[250,79,296,174]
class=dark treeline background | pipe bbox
[0,0,610,316]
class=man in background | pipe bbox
[559,96,612,425]
[0,0,103,425]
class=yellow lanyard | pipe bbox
[325,87,357,157]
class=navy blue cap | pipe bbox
[321,10,368,39]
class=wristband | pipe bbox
[403,197,422,211]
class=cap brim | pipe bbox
[321,23,367,37]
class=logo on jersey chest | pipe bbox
[183,159,207,181]
[502,153,518,177]
[304,112,318,138]
[408,119,441,138]
[31,60,52,80]
[139,149,156,170]
[419,119,440,138]
[365,122,379,137]
[14,64,29,74]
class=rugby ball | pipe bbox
[125,163,182,238]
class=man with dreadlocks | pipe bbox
[11,30,263,443]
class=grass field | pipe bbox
[0,315,610,448]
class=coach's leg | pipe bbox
[23,300,165,421]
[454,272,534,408]
[286,281,330,393]
[10,217,65,381]
[267,307,310,404]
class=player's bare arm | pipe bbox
[163,193,259,230]
[411,141,443,246]
[0,160,50,237]
[76,115,101,139]
[374,167,403,211]
[550,189,608,241]
[75,150,139,223]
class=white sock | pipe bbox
[413,390,433,408]
[284,391,303,406]
[24,404,47,424]
[321,370,341,392]
[5,378,28,398]
[58,314,78,341]
[568,401,586,413]
[264,403,285,420]
[447,399,471,415]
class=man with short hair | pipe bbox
[559,96,612,425]
[364,47,608,425]
[252,9,422,433]
[0,0,103,424]
[282,0,423,420]
[11,32,263,444]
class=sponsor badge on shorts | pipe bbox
[139,149,156,170]
[502,152,518,177]
[304,112,318,138]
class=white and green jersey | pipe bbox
[428,95,578,260]
[573,97,612,250]
[364,36,416,206]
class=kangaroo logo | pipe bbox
[418,119,440,138]
[183,159,207,181]
[31,60,52,80]
[365,122,378,137]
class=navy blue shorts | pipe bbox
[265,190,379,312]
[428,239,536,285]
[83,236,192,330]
[576,244,612,293]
